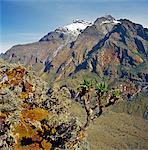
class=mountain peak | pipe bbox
[95,15,120,25]
[93,15,121,35]
[103,15,115,21]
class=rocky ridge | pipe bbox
[1,15,147,86]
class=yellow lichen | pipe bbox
[14,122,36,139]
[22,108,48,121]
[51,128,56,135]
[20,92,29,99]
[0,82,9,89]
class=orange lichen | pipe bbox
[9,78,23,86]
[32,134,42,142]
[0,112,7,125]
[14,122,36,139]
[24,81,33,92]
[14,115,44,149]
[22,108,48,121]
[6,69,17,80]
[15,66,26,76]
[41,139,51,150]
[0,66,26,89]
[0,112,7,118]
[14,119,51,150]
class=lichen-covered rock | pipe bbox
[0,59,87,150]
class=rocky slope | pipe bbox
[0,60,90,149]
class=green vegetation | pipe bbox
[75,79,122,131]
[82,79,93,89]
[96,82,108,94]
[112,89,121,98]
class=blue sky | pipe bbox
[0,0,148,53]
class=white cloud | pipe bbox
[0,32,45,54]
[0,42,15,54]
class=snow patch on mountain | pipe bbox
[56,20,92,36]
[100,19,121,25]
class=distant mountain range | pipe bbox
[1,15,148,87]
